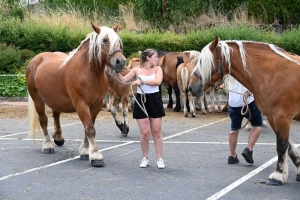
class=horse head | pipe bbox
[91,22,126,73]
[188,36,224,97]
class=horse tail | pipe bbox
[176,56,184,69]
[181,65,189,91]
[28,93,42,139]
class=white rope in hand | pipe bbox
[113,72,149,117]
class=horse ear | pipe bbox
[112,24,119,32]
[209,36,220,51]
[91,22,100,34]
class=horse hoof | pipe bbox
[43,148,55,154]
[296,175,300,181]
[121,133,128,138]
[167,104,173,109]
[184,114,188,117]
[91,160,105,167]
[80,155,89,160]
[192,114,196,118]
[173,108,181,112]
[54,139,65,146]
[266,179,282,186]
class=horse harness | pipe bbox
[192,46,223,90]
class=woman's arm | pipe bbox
[138,66,163,86]
[115,67,137,83]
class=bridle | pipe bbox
[192,46,223,90]
[101,41,123,58]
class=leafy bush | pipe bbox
[0,75,27,97]
[0,44,22,73]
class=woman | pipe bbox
[115,49,166,169]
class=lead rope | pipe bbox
[226,90,252,135]
[113,73,149,117]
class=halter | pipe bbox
[192,46,223,90]
[101,42,123,58]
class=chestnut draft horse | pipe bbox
[188,37,300,185]
[159,52,190,112]
[26,23,126,167]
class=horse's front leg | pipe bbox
[111,98,125,136]
[267,119,290,185]
[215,89,222,113]
[200,95,207,115]
[77,106,104,167]
[51,110,65,146]
[208,89,215,113]
[121,97,129,137]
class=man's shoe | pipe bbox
[228,155,239,164]
[140,157,149,168]
[242,147,254,164]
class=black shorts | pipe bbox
[133,92,165,119]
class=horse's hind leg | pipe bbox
[31,96,54,154]
[181,91,188,117]
[287,141,300,181]
[167,85,173,108]
[267,118,290,185]
[51,110,65,146]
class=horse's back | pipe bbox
[160,52,189,86]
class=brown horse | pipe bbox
[177,62,196,117]
[188,37,300,185]
[158,52,190,112]
[26,22,126,167]
[105,66,131,137]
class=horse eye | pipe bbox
[103,38,109,44]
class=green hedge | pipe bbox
[2,19,300,97]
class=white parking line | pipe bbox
[0,118,229,181]
[207,144,300,200]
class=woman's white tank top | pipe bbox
[137,67,159,94]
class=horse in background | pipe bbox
[188,36,300,185]
[177,62,197,117]
[26,23,126,167]
[159,52,190,112]
[103,57,141,137]
[105,66,131,137]
[184,50,223,114]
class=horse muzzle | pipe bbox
[113,58,126,73]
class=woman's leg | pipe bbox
[150,117,163,159]
[137,118,151,158]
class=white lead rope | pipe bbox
[226,89,251,135]
[113,73,149,117]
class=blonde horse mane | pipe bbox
[193,40,300,90]
[61,26,123,68]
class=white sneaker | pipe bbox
[157,158,165,169]
[140,157,149,168]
